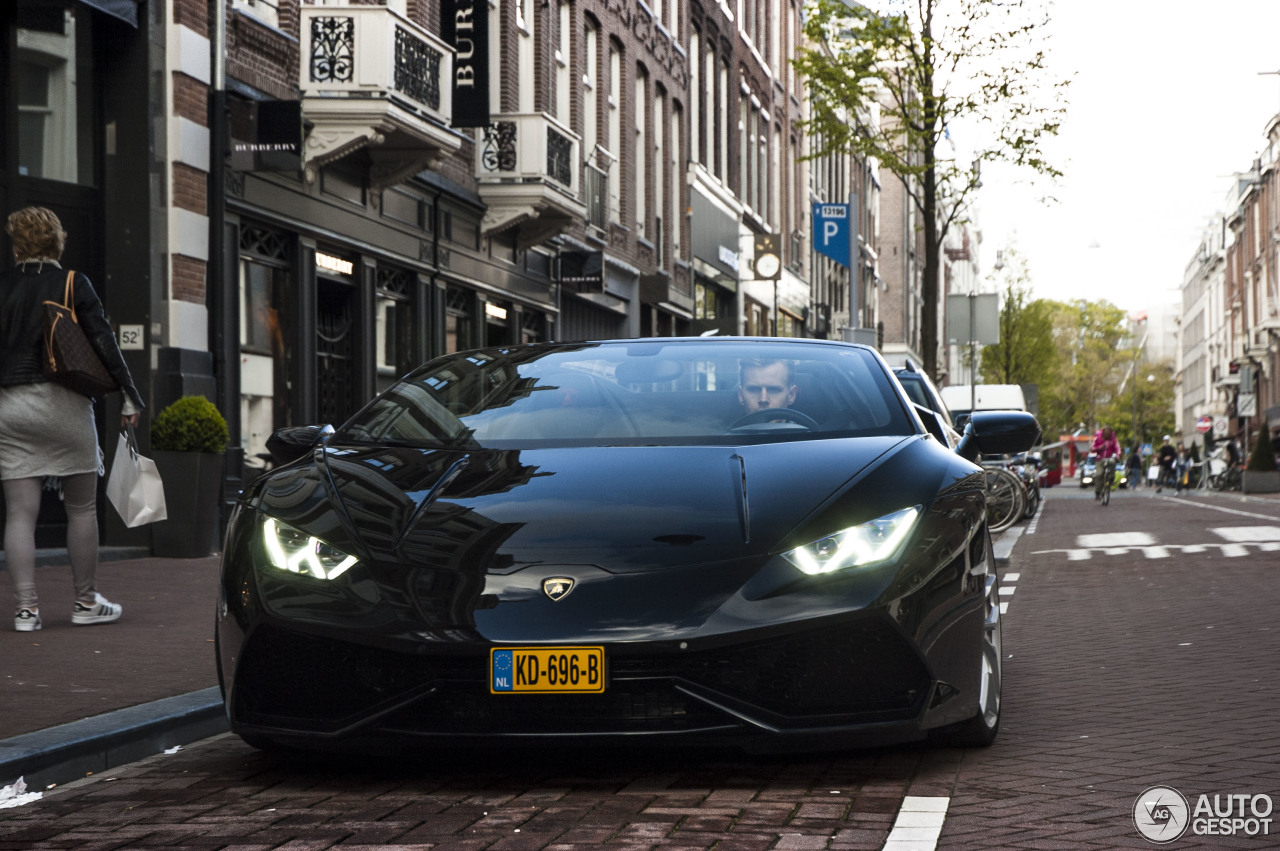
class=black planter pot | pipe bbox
[151,450,225,558]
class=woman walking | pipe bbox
[1,206,145,631]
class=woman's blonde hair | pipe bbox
[6,206,67,262]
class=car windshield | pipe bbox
[335,340,915,449]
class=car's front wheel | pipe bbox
[937,542,1002,747]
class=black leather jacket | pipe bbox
[0,263,145,412]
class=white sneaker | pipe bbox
[14,609,41,631]
[71,593,122,625]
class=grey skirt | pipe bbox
[0,381,100,480]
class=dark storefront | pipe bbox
[0,0,150,545]
[220,160,559,487]
[689,189,740,336]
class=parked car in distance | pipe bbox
[941,384,1028,432]
[892,360,961,448]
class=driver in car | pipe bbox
[738,359,797,416]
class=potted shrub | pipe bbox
[150,395,229,557]
[1243,427,1280,493]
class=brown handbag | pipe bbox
[42,270,118,399]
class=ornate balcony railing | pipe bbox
[476,113,580,196]
[302,4,451,122]
[297,3,459,186]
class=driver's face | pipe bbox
[738,362,796,413]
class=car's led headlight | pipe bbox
[262,517,358,580]
[783,506,921,576]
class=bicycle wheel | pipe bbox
[1022,479,1040,519]
[985,468,1027,533]
[1101,475,1111,506]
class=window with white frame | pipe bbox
[671,102,683,258]
[635,67,648,239]
[739,91,748,200]
[608,42,622,222]
[689,28,700,165]
[655,86,666,264]
[717,61,728,183]
[555,0,570,122]
[583,21,598,154]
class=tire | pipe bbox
[1022,481,1040,519]
[1101,480,1110,506]
[985,467,1026,534]
[938,534,1002,747]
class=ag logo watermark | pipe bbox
[1134,786,1189,843]
[1134,785,1273,843]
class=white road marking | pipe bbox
[1078,532,1157,548]
[1211,526,1280,542]
[1004,572,1020,582]
[1033,541,1280,560]
[883,796,949,851]
[1163,499,1280,521]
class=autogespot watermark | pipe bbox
[1134,785,1274,843]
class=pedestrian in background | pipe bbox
[0,206,145,632]
[1156,435,1177,493]
[1175,441,1189,494]
[1126,445,1143,490]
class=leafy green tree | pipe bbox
[796,0,1067,380]
[1100,359,1175,449]
[1034,299,1128,438]
[979,252,1058,389]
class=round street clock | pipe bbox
[755,251,781,280]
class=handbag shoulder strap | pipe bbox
[63,270,77,318]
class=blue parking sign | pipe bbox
[812,202,850,268]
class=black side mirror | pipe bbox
[266,424,334,467]
[955,411,1042,463]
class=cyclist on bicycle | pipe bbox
[1156,435,1178,493]
[1091,425,1121,500]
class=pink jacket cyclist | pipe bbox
[1091,427,1121,461]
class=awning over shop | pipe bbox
[77,0,141,27]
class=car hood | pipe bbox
[260,439,912,572]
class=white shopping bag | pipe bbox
[106,426,168,527]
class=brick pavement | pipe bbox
[942,487,1280,850]
[0,555,222,738]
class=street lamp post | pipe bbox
[1128,318,1148,451]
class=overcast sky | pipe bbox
[973,0,1280,316]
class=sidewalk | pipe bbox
[0,552,226,790]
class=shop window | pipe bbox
[745,299,768,336]
[695,282,717,320]
[239,257,292,475]
[376,265,415,393]
[446,286,475,354]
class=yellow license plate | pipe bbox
[490,646,605,693]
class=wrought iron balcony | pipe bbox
[475,113,586,247]
[299,3,460,191]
